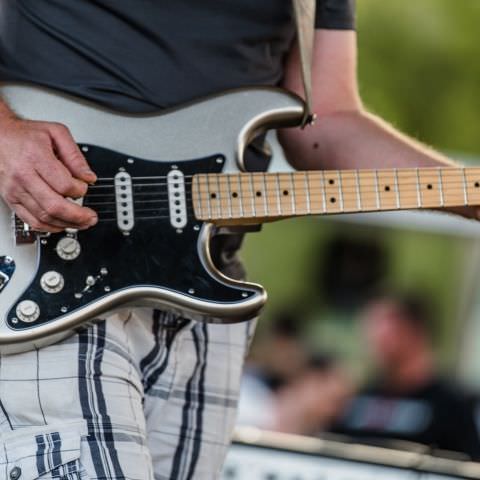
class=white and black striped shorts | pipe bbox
[0,308,255,479]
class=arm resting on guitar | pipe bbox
[279,29,477,218]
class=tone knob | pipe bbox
[56,237,81,260]
[40,271,64,293]
[16,300,40,323]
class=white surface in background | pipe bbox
[222,444,416,480]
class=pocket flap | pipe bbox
[1,422,87,480]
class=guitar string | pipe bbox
[89,190,477,220]
[89,173,480,188]
[84,188,480,209]
[84,185,480,207]
[87,178,480,193]
[92,169,480,183]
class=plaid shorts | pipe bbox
[0,308,255,479]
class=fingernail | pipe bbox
[89,216,98,227]
[83,169,97,179]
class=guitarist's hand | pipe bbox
[0,116,98,232]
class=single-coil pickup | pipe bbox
[168,170,187,229]
[115,171,135,233]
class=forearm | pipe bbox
[279,108,457,171]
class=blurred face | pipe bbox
[361,300,422,369]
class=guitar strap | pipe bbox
[292,0,316,127]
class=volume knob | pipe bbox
[40,271,64,293]
[56,237,81,260]
[16,300,40,323]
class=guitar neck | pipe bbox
[191,167,480,224]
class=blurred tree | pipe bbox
[358,0,480,155]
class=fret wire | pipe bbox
[304,172,312,214]
[262,173,269,217]
[415,168,422,207]
[337,171,344,212]
[195,176,203,219]
[289,172,296,214]
[374,170,381,209]
[226,174,233,219]
[205,175,212,220]
[237,174,244,218]
[320,171,327,213]
[394,168,401,209]
[438,169,445,207]
[215,174,222,219]
[355,170,362,211]
[275,173,282,216]
[249,173,256,218]
[462,168,469,206]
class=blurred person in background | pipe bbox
[237,352,352,435]
[272,354,352,435]
[331,293,480,459]
[237,310,308,428]
[248,310,309,390]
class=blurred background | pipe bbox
[232,0,480,467]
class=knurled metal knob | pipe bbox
[56,237,81,260]
[16,300,40,323]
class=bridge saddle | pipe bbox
[13,214,36,244]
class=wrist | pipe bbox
[0,100,19,125]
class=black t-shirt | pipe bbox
[0,0,355,113]
[331,377,480,460]
[0,0,355,277]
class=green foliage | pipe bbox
[357,0,480,155]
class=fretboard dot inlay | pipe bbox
[329,179,335,185]
[256,191,262,197]
[210,193,217,199]
[427,184,433,190]
[283,190,289,196]
[385,186,391,192]
[330,197,336,204]
[232,192,238,198]
[475,182,480,188]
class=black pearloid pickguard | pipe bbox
[7,145,255,330]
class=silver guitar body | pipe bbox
[0,83,304,354]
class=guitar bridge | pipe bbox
[13,214,36,244]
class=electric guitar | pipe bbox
[0,84,479,354]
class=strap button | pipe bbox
[9,466,21,480]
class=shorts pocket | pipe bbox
[0,421,88,480]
